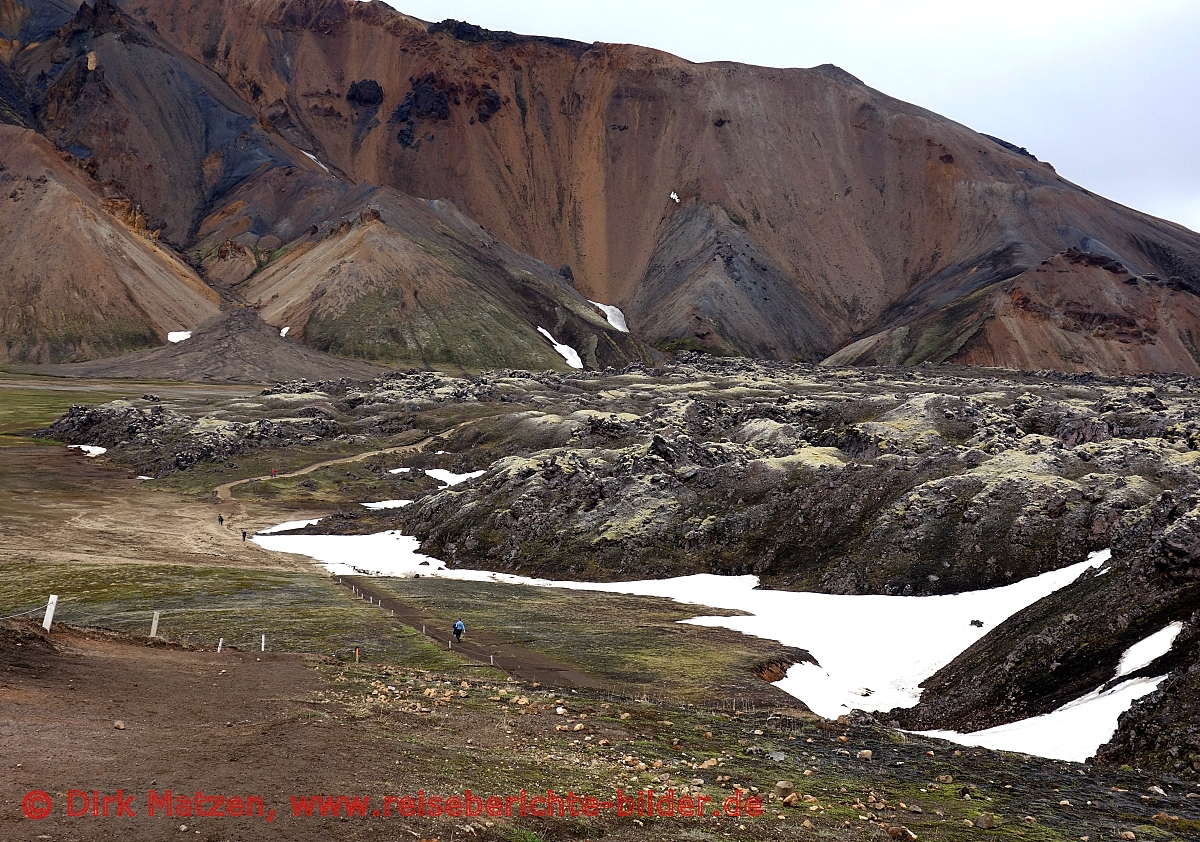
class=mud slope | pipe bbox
[127,0,1200,367]
[0,124,219,363]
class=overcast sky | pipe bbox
[384,0,1200,233]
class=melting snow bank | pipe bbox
[425,468,485,487]
[916,618,1181,762]
[256,518,323,535]
[167,331,192,343]
[536,327,583,369]
[362,500,413,510]
[588,301,629,333]
[253,519,1109,720]
[918,676,1167,763]
[1117,620,1182,677]
[68,444,107,457]
[280,326,290,338]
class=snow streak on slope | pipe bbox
[588,301,629,333]
[536,327,583,369]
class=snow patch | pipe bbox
[301,150,330,173]
[167,331,192,343]
[917,610,1182,761]
[1116,621,1183,677]
[426,469,485,487]
[136,475,153,480]
[256,518,323,535]
[280,326,290,338]
[387,467,411,475]
[68,445,107,457]
[536,327,583,369]
[918,676,1167,763]
[362,500,414,510]
[670,191,679,203]
[588,301,629,333]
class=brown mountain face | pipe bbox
[121,0,1200,372]
[3,0,1199,374]
[0,124,219,362]
[0,0,645,374]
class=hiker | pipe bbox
[453,619,465,642]
[217,514,224,526]
[271,468,277,478]
[242,530,247,541]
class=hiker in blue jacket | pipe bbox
[453,619,465,642]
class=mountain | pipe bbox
[2,0,1200,374]
[122,0,1200,373]
[0,0,647,372]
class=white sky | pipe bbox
[384,0,1200,233]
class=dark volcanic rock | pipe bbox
[346,79,383,108]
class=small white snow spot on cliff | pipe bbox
[68,445,106,457]
[670,191,679,203]
[588,301,629,333]
[167,331,192,343]
[280,326,290,338]
[301,150,330,173]
[536,327,584,369]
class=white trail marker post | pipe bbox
[42,595,58,631]
[150,611,160,638]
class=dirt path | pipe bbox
[214,437,436,502]
[341,577,607,691]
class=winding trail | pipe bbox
[214,435,436,502]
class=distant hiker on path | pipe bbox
[242,530,247,541]
[453,619,465,642]
[217,514,224,526]
[271,468,277,478]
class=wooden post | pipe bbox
[355,647,360,663]
[42,595,58,631]
[217,637,224,653]
[149,611,160,638]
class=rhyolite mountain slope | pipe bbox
[0,124,220,362]
[0,0,648,371]
[120,0,1200,373]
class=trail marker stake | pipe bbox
[149,611,160,638]
[42,595,58,631]
[355,647,360,663]
[261,634,266,652]
[217,638,224,653]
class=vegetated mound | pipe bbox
[37,308,387,383]
[0,124,219,363]
[129,0,1200,371]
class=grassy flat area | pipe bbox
[0,386,126,443]
[365,577,801,706]
[0,560,464,669]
